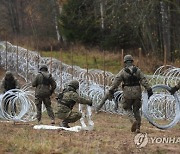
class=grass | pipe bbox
[41,50,122,74]
[0,45,179,153]
[41,47,180,75]
[0,111,180,154]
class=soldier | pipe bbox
[32,65,56,124]
[1,71,20,113]
[1,71,20,93]
[96,55,153,133]
[169,81,180,95]
[56,80,92,128]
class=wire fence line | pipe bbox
[0,41,179,129]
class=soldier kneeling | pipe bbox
[56,80,92,128]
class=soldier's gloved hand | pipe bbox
[169,86,178,95]
[147,88,153,99]
[88,100,93,106]
[107,91,114,101]
[50,89,54,95]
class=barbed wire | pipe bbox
[0,85,36,122]
[0,41,179,129]
[142,84,180,129]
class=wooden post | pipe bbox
[59,48,63,91]
[16,44,19,73]
[50,45,53,74]
[26,48,29,82]
[86,49,89,87]
[164,45,167,66]
[121,49,124,67]
[103,50,106,95]
[71,49,73,80]
[139,48,142,68]
[0,44,1,67]
[37,44,39,70]
[5,40,7,70]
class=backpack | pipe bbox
[123,66,140,87]
[39,72,51,85]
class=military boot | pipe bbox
[136,128,140,133]
[60,120,70,128]
[51,120,55,125]
[135,123,141,133]
[95,106,100,114]
[37,120,43,125]
[131,121,138,132]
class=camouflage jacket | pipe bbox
[1,77,19,93]
[56,86,92,119]
[176,81,180,90]
[32,71,56,98]
[109,64,151,99]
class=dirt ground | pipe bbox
[0,68,179,154]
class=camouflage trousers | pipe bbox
[64,111,82,123]
[122,98,141,129]
[35,97,55,121]
[56,104,82,123]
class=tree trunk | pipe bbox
[160,1,171,61]
[100,0,105,30]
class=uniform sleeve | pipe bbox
[1,79,5,93]
[32,75,38,87]
[109,70,123,93]
[72,92,92,105]
[139,69,151,90]
[15,79,20,89]
[50,76,56,92]
[176,81,180,90]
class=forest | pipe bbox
[0,0,179,62]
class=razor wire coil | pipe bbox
[0,41,180,129]
[142,84,180,129]
[0,85,37,122]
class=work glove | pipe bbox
[88,100,93,106]
[147,88,153,99]
[50,89,54,95]
[169,86,178,95]
[107,90,114,101]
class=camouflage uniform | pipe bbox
[56,80,92,128]
[176,82,180,89]
[170,81,180,94]
[32,65,56,124]
[1,71,20,93]
[98,55,153,133]
[1,71,20,113]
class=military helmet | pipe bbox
[124,54,134,63]
[6,71,12,76]
[5,71,13,79]
[39,64,48,71]
[68,80,79,90]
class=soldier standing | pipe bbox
[169,81,180,94]
[1,71,20,113]
[32,65,56,124]
[96,55,153,133]
[56,80,92,128]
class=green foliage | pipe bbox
[59,0,101,44]
[101,24,140,49]
[59,0,179,61]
